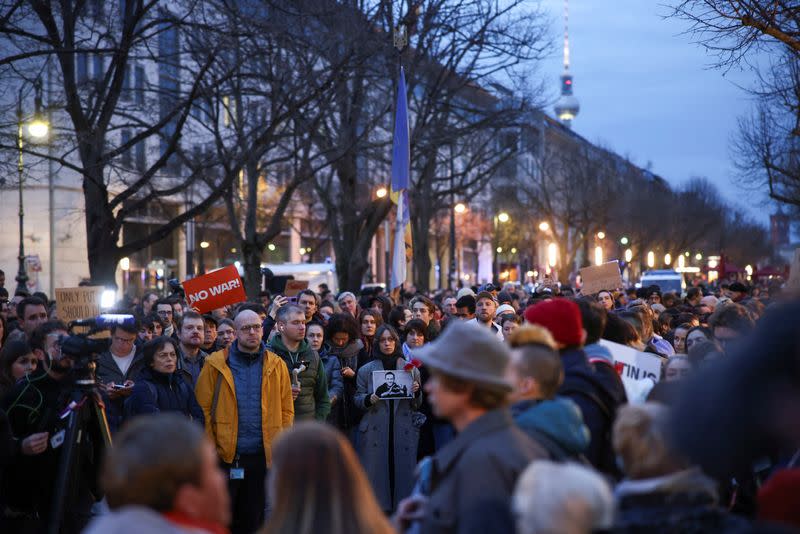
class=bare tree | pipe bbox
[671,1,800,208]
[397,0,549,291]
[0,0,233,286]
[188,0,342,298]
[510,132,622,284]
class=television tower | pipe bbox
[554,0,580,128]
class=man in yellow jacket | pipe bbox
[195,309,293,534]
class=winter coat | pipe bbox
[269,335,330,421]
[421,409,546,534]
[177,346,208,388]
[326,339,364,431]
[96,348,147,433]
[510,397,590,461]
[558,348,626,476]
[194,342,294,466]
[612,468,753,533]
[354,356,422,512]
[123,366,205,425]
[319,346,344,403]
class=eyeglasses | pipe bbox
[239,324,262,332]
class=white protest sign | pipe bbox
[598,339,662,402]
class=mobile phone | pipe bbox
[287,296,298,305]
[112,383,128,389]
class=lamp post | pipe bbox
[493,211,509,284]
[15,79,49,295]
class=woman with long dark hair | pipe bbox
[324,314,365,435]
[355,324,422,512]
[358,309,383,364]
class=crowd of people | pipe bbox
[0,272,798,534]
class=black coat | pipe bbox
[558,348,626,476]
[123,367,204,425]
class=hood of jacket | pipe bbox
[511,397,590,455]
[269,335,312,359]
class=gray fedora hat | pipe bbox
[411,320,513,392]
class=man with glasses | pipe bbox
[97,319,145,432]
[195,309,293,534]
[155,298,176,337]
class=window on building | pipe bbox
[121,64,132,101]
[93,54,104,81]
[135,65,145,105]
[121,129,132,168]
[77,53,89,84]
[135,139,146,172]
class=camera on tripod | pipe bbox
[59,314,135,383]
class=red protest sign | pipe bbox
[182,265,247,314]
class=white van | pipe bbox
[640,270,685,296]
[260,262,338,294]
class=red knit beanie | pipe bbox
[758,468,800,528]
[523,298,583,347]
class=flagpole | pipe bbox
[390,19,410,296]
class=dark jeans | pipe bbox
[224,453,268,534]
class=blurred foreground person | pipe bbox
[261,422,395,534]
[612,403,749,532]
[395,321,545,534]
[513,460,613,534]
[85,414,231,534]
[669,301,800,480]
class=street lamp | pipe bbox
[15,79,49,294]
[647,251,655,268]
[493,212,510,283]
[664,253,672,266]
[454,202,466,214]
[596,231,605,240]
[620,236,629,245]
[538,221,550,232]
[624,248,633,263]
[376,186,388,199]
[594,246,603,266]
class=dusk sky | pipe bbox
[537,0,771,223]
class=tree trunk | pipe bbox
[411,217,432,293]
[84,170,121,288]
[242,239,263,300]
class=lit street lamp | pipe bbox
[493,212,510,284]
[15,79,49,294]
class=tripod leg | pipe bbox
[48,410,79,534]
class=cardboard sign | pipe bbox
[579,261,622,296]
[55,286,104,323]
[283,279,309,297]
[183,265,247,314]
[598,339,662,402]
[372,370,414,399]
[787,248,800,291]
